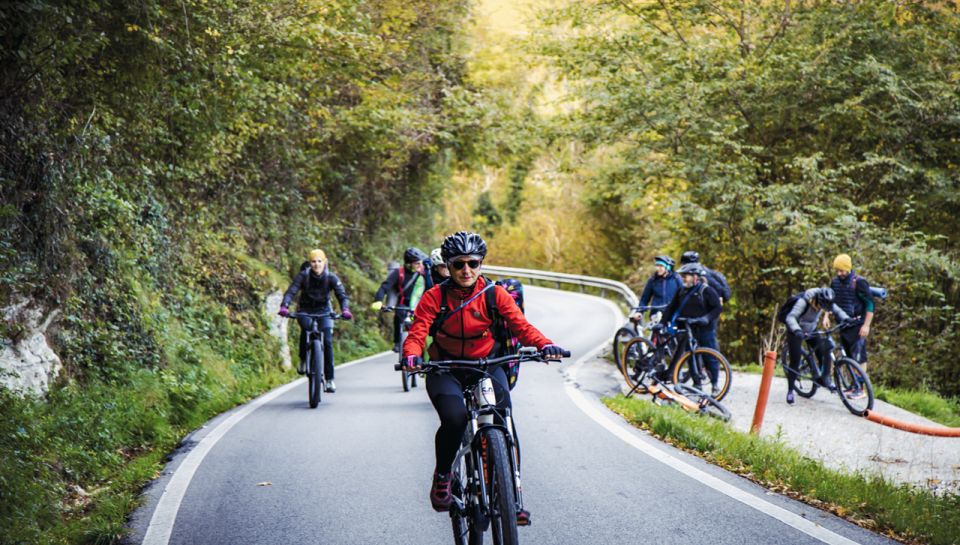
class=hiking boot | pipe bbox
[325,380,336,393]
[517,509,531,526]
[392,343,400,353]
[430,472,452,512]
[786,390,795,405]
[711,384,722,398]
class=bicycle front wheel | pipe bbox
[612,326,637,369]
[400,327,411,392]
[834,357,874,416]
[308,339,323,408]
[619,337,658,394]
[480,429,518,545]
[671,348,732,401]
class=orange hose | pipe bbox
[864,410,960,437]
[751,351,778,435]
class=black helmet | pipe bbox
[441,231,487,262]
[814,288,835,307]
[677,262,705,276]
[654,255,675,269]
[404,247,427,264]
[680,251,700,265]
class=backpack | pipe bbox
[704,267,732,302]
[429,277,521,389]
[776,292,805,324]
[850,273,888,301]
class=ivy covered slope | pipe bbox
[0,0,473,542]
[452,1,960,397]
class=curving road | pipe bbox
[127,286,896,545]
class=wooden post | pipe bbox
[751,351,778,435]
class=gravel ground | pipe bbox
[724,371,960,496]
[597,357,960,496]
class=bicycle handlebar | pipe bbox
[804,321,855,338]
[381,305,413,313]
[393,348,572,372]
[286,312,343,320]
[631,304,668,313]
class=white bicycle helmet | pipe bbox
[430,247,443,264]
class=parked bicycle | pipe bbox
[382,304,418,391]
[619,317,731,400]
[396,347,570,545]
[612,304,667,369]
[620,343,730,420]
[286,311,342,408]
[780,323,874,416]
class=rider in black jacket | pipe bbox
[279,249,352,392]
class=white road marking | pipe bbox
[141,350,392,545]
[564,295,861,545]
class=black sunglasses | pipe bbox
[450,259,482,270]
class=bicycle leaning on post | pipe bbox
[285,311,342,408]
[382,304,418,391]
[397,347,570,545]
[780,322,875,416]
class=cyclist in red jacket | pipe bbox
[402,231,566,519]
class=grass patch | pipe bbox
[875,388,960,428]
[604,395,960,545]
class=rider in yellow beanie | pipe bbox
[833,254,852,272]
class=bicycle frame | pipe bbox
[450,379,522,524]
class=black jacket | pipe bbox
[282,270,349,312]
[374,267,432,304]
[661,283,722,327]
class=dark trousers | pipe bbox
[426,365,512,473]
[297,315,335,379]
[687,326,720,386]
[786,331,832,392]
[839,325,867,363]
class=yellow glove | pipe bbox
[370,301,383,311]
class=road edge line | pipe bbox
[141,350,392,545]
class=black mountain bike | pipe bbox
[287,312,341,408]
[396,347,570,545]
[612,304,667,370]
[780,323,875,416]
[619,317,731,400]
[383,305,417,391]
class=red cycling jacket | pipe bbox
[403,276,552,360]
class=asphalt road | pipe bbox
[128,286,897,545]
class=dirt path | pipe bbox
[724,371,960,495]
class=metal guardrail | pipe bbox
[483,265,639,308]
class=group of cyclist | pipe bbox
[277,234,876,520]
[277,232,566,522]
[634,251,876,405]
[635,252,729,397]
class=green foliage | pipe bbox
[875,387,960,428]
[531,1,960,395]
[606,395,960,545]
[0,0,476,541]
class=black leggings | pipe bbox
[426,366,511,473]
[786,331,831,392]
[298,316,335,379]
